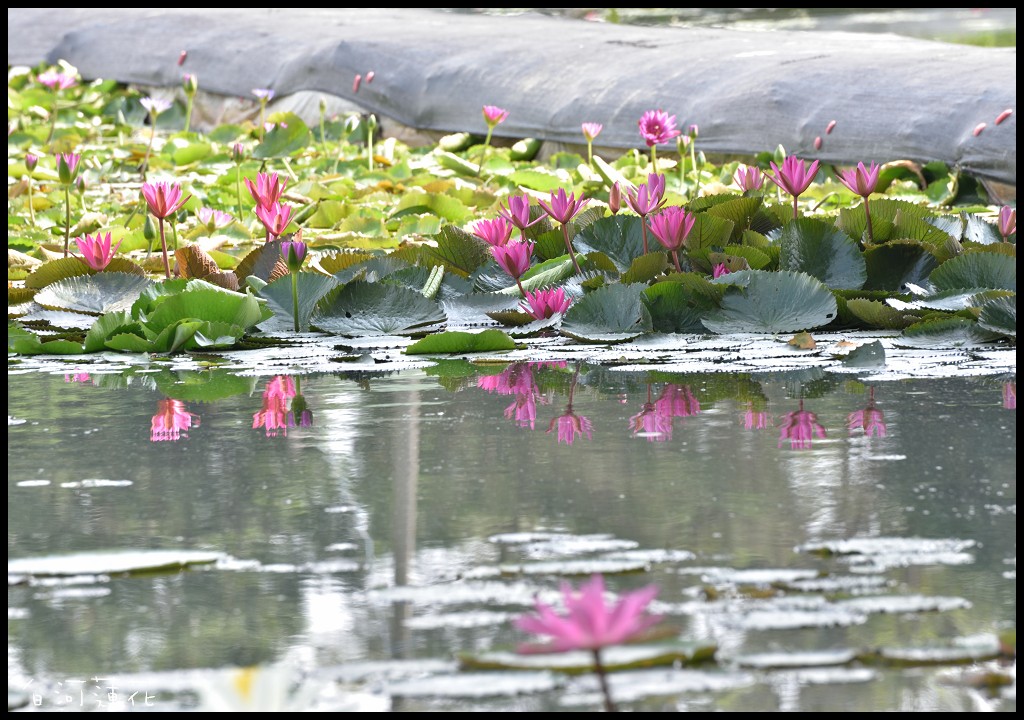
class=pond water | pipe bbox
[7,362,1017,711]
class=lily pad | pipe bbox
[258,272,339,332]
[312,281,446,336]
[461,643,715,674]
[34,272,152,315]
[929,251,1016,292]
[572,215,645,273]
[560,283,653,343]
[778,218,866,290]
[8,549,223,578]
[863,242,939,291]
[703,270,837,334]
[977,294,1015,337]
[385,672,559,698]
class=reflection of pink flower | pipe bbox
[655,384,700,419]
[548,410,593,445]
[287,394,314,427]
[630,390,672,442]
[514,574,661,653]
[742,402,771,430]
[847,388,887,437]
[1003,382,1016,410]
[253,376,297,437]
[64,373,92,384]
[151,399,200,442]
[777,400,827,450]
[478,363,550,430]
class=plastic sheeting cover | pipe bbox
[7,8,1016,184]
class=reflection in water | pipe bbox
[741,401,772,430]
[288,378,314,428]
[63,372,92,384]
[252,376,307,437]
[478,362,564,430]
[1004,382,1016,410]
[547,364,593,445]
[777,399,827,449]
[630,384,700,442]
[847,387,886,437]
[150,398,201,442]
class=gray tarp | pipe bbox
[8,8,1017,185]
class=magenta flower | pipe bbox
[998,206,1015,240]
[56,152,81,186]
[638,109,681,147]
[142,181,189,219]
[1003,382,1016,410]
[608,181,621,215]
[492,240,534,293]
[768,155,820,220]
[64,373,92,384]
[847,388,887,438]
[538,188,591,274]
[482,105,509,128]
[581,122,603,142]
[472,216,514,247]
[25,153,39,173]
[196,207,233,232]
[515,574,661,653]
[255,202,293,240]
[37,69,77,91]
[521,287,572,320]
[648,206,695,272]
[837,162,880,198]
[281,239,307,273]
[151,399,200,442]
[498,194,544,242]
[712,263,731,279]
[625,173,668,252]
[478,363,548,430]
[733,164,764,192]
[777,400,827,450]
[245,171,287,210]
[74,231,122,271]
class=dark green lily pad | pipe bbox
[703,270,837,334]
[863,242,938,291]
[420,224,491,278]
[34,272,153,315]
[461,643,716,675]
[977,294,1015,337]
[778,218,866,290]
[844,298,922,330]
[898,317,1004,347]
[841,339,886,367]
[643,276,722,334]
[252,112,311,158]
[258,272,339,331]
[560,282,653,343]
[572,215,645,273]
[929,251,1016,292]
[312,281,446,336]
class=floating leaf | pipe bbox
[8,549,223,577]
[405,329,517,355]
[252,113,311,158]
[312,281,445,336]
[572,215,645,273]
[235,240,288,284]
[643,276,722,334]
[560,283,653,343]
[863,242,939,291]
[175,244,221,279]
[845,298,922,330]
[841,340,886,367]
[461,644,713,674]
[929,251,1016,292]
[421,224,490,278]
[898,317,1003,346]
[622,252,669,284]
[788,331,816,350]
[509,168,564,193]
[83,310,147,353]
[977,294,1015,337]
[778,218,866,290]
[317,250,377,276]
[144,280,270,335]
[703,270,837,334]
[258,272,339,331]
[706,196,763,243]
[34,272,152,315]
[395,191,472,223]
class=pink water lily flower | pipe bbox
[998,206,1015,240]
[837,161,881,198]
[197,207,233,231]
[648,206,696,272]
[142,181,190,219]
[521,287,572,320]
[245,171,287,210]
[75,231,122,271]
[767,155,821,220]
[581,122,603,142]
[638,109,681,147]
[498,194,544,240]
[492,240,534,282]
[255,202,293,240]
[482,105,509,128]
[538,188,591,226]
[625,173,667,217]
[733,164,764,192]
[514,574,662,653]
[712,263,731,279]
[56,152,82,186]
[140,96,173,117]
[472,216,514,247]
[38,68,77,91]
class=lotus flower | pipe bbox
[538,188,591,274]
[37,68,77,91]
[626,173,667,254]
[142,181,189,219]
[472,216,514,247]
[197,207,233,231]
[733,164,764,192]
[837,162,880,198]
[999,206,1015,240]
[521,287,572,320]
[498,194,544,242]
[482,105,509,128]
[712,263,731,279]
[255,202,293,241]
[778,400,827,449]
[648,206,695,272]
[638,109,681,147]
[767,156,820,220]
[245,171,287,210]
[75,231,122,271]
[492,240,534,294]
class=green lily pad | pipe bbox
[572,215,645,273]
[703,270,837,334]
[258,272,340,331]
[844,298,922,330]
[929,251,1016,292]
[252,112,311,158]
[34,272,153,315]
[313,281,446,336]
[420,225,490,278]
[405,329,517,355]
[643,275,722,334]
[898,317,1005,346]
[977,294,1015,337]
[8,549,223,578]
[778,218,866,290]
[560,283,653,343]
[461,643,715,674]
[863,242,938,291]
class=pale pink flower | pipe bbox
[733,164,764,192]
[581,122,603,142]
[742,402,772,430]
[38,69,77,91]
[482,105,509,128]
[197,207,233,231]
[514,574,662,653]
[998,206,1015,240]
[837,162,881,198]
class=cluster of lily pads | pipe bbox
[7,62,1016,359]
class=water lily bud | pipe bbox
[231,142,246,164]
[143,214,158,242]
[319,96,327,114]
[56,152,81,186]
[76,175,87,195]
[608,181,621,215]
[814,136,823,151]
[25,153,38,173]
[178,50,188,66]
[182,73,198,96]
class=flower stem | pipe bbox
[587,140,594,169]
[258,101,266,143]
[319,113,329,164]
[591,649,618,713]
[792,194,799,221]
[142,117,156,178]
[515,278,527,298]
[63,185,71,257]
[170,221,179,253]
[640,218,650,255]
[690,142,701,199]
[45,91,58,145]
[158,217,171,279]
[235,164,244,227]
[291,271,301,332]
[671,249,682,273]
[184,95,194,134]
[476,126,494,176]
[282,157,299,182]
[650,145,658,176]
[863,197,874,244]
[366,123,374,172]
[561,224,582,275]
[26,178,35,227]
